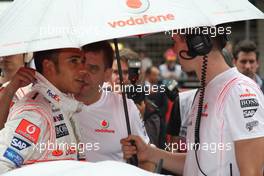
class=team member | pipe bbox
[0,54,34,129]
[233,40,264,92]
[0,48,87,174]
[73,41,151,169]
[121,32,264,175]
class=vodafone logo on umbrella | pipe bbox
[108,1,175,28]
[125,0,150,14]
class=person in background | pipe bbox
[111,48,135,86]
[144,66,167,149]
[111,48,147,116]
[138,48,152,81]
[144,66,160,87]
[0,54,32,85]
[0,54,34,129]
[159,48,186,81]
[233,40,264,92]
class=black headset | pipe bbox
[183,28,229,58]
[185,34,213,58]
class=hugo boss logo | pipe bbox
[240,98,259,108]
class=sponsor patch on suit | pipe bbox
[55,123,69,138]
[3,147,24,167]
[11,136,31,151]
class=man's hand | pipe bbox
[8,67,35,92]
[120,135,152,163]
[121,135,186,174]
[0,67,35,129]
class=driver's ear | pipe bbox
[43,59,56,74]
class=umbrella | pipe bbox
[1,160,163,176]
[0,0,263,57]
[0,0,263,170]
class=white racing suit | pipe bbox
[0,82,31,108]
[0,73,82,174]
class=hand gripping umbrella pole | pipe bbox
[113,39,138,166]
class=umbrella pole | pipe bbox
[113,39,132,135]
[113,39,138,166]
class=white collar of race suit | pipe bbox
[1,81,9,88]
[32,72,83,114]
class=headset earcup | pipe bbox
[185,34,213,57]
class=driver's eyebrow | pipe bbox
[68,55,82,58]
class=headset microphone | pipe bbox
[179,50,196,60]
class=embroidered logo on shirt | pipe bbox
[66,146,76,155]
[52,149,64,157]
[100,120,109,128]
[55,123,69,138]
[47,89,60,102]
[246,120,259,131]
[95,120,115,133]
[201,103,208,117]
[240,98,259,108]
[53,114,64,122]
[240,88,256,98]
[11,136,31,151]
[3,147,24,167]
[15,119,40,144]
[243,108,257,118]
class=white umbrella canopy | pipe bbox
[0,0,263,57]
[1,160,163,176]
